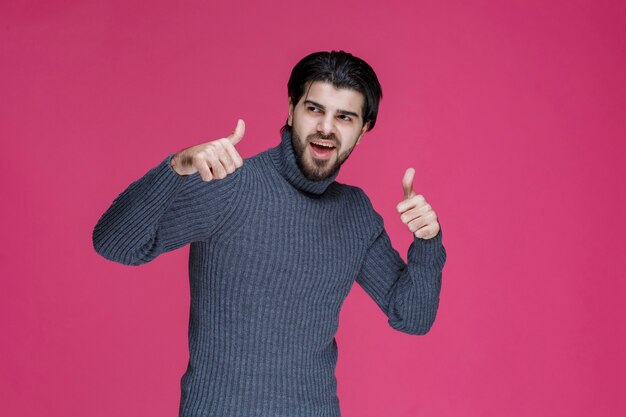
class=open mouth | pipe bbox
[309,141,336,159]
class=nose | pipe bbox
[316,114,335,136]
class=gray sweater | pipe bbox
[93,129,447,417]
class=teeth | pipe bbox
[312,142,335,148]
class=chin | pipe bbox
[306,163,339,181]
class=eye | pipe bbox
[338,115,352,122]
[307,106,320,113]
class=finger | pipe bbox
[414,224,431,239]
[228,119,245,145]
[400,207,422,224]
[195,156,213,182]
[217,147,236,174]
[402,167,416,200]
[205,152,227,179]
[222,139,244,168]
[396,194,426,213]
[408,217,427,233]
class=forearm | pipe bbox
[386,229,446,335]
[356,221,447,336]
[92,154,188,265]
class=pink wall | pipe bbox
[1,1,624,416]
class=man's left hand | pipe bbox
[396,167,441,240]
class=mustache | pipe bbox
[307,133,337,142]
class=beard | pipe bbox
[291,129,358,181]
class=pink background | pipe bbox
[1,1,624,416]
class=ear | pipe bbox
[355,121,370,145]
[287,97,294,126]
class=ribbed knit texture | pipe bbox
[93,129,447,417]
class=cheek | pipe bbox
[292,115,310,133]
[338,130,360,149]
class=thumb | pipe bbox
[228,119,245,145]
[402,167,416,199]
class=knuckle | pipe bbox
[192,154,204,166]
[216,147,227,158]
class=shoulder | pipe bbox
[332,182,385,233]
[236,148,274,180]
[332,182,376,210]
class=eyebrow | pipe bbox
[303,100,360,118]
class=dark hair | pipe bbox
[281,50,383,134]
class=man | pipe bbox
[93,50,447,417]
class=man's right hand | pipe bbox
[170,119,245,181]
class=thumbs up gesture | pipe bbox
[395,167,441,239]
[170,119,245,181]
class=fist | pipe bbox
[396,167,441,239]
[170,119,245,181]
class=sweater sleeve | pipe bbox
[355,207,447,335]
[92,153,242,266]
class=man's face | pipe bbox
[288,81,369,181]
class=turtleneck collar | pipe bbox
[268,128,340,195]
